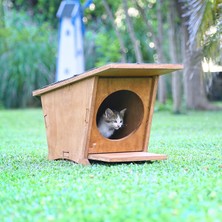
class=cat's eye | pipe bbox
[114,120,117,123]
[120,120,123,123]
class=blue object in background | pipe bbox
[56,0,92,81]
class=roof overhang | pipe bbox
[33,63,183,96]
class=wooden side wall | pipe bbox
[41,77,97,164]
[142,76,159,152]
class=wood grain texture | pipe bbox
[143,76,159,152]
[33,63,183,96]
[88,152,167,162]
[88,77,153,154]
[41,77,96,164]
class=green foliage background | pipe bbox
[0,0,221,108]
[0,0,174,108]
[0,9,56,108]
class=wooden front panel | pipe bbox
[41,77,96,164]
[88,77,154,154]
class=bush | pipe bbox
[0,10,57,108]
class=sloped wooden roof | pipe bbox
[33,63,183,96]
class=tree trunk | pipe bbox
[102,0,127,63]
[134,0,166,103]
[134,0,165,62]
[182,16,218,110]
[184,47,215,110]
[157,0,167,104]
[168,0,181,113]
[175,0,220,110]
[122,0,143,63]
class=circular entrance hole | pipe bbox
[96,90,144,139]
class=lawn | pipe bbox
[0,109,222,222]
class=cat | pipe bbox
[98,108,127,138]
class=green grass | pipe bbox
[0,109,222,222]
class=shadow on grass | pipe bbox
[89,159,155,166]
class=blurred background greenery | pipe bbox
[0,0,221,110]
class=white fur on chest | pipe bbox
[98,119,115,138]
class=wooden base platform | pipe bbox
[88,152,167,163]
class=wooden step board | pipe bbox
[88,152,167,163]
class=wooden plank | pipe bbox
[41,77,96,164]
[33,63,183,96]
[88,152,167,162]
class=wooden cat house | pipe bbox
[33,63,182,165]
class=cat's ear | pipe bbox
[105,108,114,118]
[120,108,127,117]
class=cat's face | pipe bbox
[104,108,126,130]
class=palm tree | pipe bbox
[178,0,221,110]
[185,0,222,57]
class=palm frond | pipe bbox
[181,0,221,60]
[181,0,207,47]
